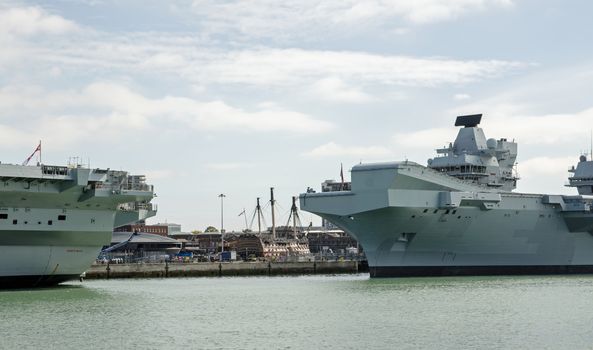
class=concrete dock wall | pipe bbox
[85,261,360,279]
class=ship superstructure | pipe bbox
[300,115,593,277]
[0,162,155,287]
[428,114,518,191]
[567,154,593,195]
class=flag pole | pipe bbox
[340,163,344,190]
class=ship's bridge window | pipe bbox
[58,215,66,221]
[0,213,7,219]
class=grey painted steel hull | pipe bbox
[300,162,593,277]
[0,163,155,288]
[0,218,113,288]
[0,274,82,288]
[369,265,593,277]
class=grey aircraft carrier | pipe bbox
[300,114,593,277]
[0,162,155,287]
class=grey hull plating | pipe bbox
[0,163,156,287]
[300,162,593,277]
[301,116,593,277]
[0,274,81,289]
[370,265,593,277]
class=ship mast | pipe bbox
[248,197,267,235]
[219,193,225,254]
[270,187,276,239]
[584,130,593,159]
[286,196,301,238]
[240,208,248,232]
[256,197,263,234]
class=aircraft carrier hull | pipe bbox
[0,275,82,288]
[0,226,112,288]
[300,162,593,277]
[370,265,593,277]
[0,163,156,288]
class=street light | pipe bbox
[219,193,226,257]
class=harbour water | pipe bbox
[2,274,593,349]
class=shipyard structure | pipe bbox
[102,186,361,264]
[300,114,593,277]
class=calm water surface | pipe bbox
[2,274,593,349]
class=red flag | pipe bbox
[23,142,41,166]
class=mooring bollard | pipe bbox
[106,262,110,280]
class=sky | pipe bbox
[2,0,593,232]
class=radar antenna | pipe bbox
[454,114,482,128]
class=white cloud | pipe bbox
[0,6,78,37]
[189,0,514,40]
[393,127,459,150]
[519,156,575,177]
[310,77,375,103]
[454,93,471,100]
[303,142,392,158]
[0,124,34,149]
[140,53,189,70]
[0,82,333,149]
[143,170,176,180]
[400,0,514,24]
[516,156,576,194]
[393,27,410,35]
[395,105,593,153]
[483,110,593,145]
[198,49,525,88]
[448,101,593,146]
[0,12,527,93]
[205,162,255,170]
[187,100,334,133]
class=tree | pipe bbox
[205,226,218,232]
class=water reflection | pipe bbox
[0,283,107,306]
[2,274,593,349]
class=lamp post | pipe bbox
[219,193,226,258]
